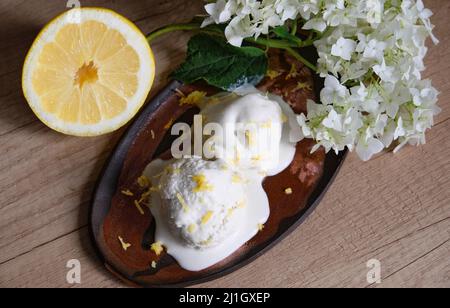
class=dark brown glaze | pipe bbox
[96,51,330,287]
[259,49,316,115]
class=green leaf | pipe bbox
[273,26,302,46]
[172,34,268,91]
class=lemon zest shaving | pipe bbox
[252,155,262,161]
[138,189,152,204]
[118,236,131,251]
[286,63,299,80]
[232,149,241,165]
[236,200,247,209]
[179,91,207,106]
[151,241,164,256]
[295,81,312,91]
[134,200,145,215]
[164,118,175,130]
[176,193,190,212]
[227,208,234,217]
[231,173,243,183]
[192,174,214,192]
[201,211,214,225]
[175,88,185,97]
[261,120,273,128]
[137,175,150,188]
[267,69,281,80]
[200,238,213,246]
[245,130,256,146]
[187,224,197,234]
[121,189,134,197]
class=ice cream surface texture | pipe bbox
[143,90,302,271]
[200,92,302,175]
[157,158,247,248]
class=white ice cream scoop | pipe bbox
[201,92,301,175]
[156,158,247,248]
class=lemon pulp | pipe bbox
[33,21,140,124]
[23,8,155,136]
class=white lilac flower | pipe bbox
[363,39,387,61]
[373,60,398,84]
[275,0,298,21]
[296,0,321,20]
[356,135,385,161]
[303,18,327,32]
[202,0,233,26]
[394,117,406,140]
[224,15,256,47]
[323,0,357,28]
[320,75,349,105]
[340,61,369,83]
[203,0,440,161]
[409,79,439,107]
[350,83,381,114]
[405,0,440,44]
[331,38,357,61]
[364,0,384,26]
[380,119,397,148]
[322,109,344,132]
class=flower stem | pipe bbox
[147,23,302,49]
[291,19,298,36]
[147,23,318,72]
[284,47,318,72]
[147,23,211,43]
[245,37,299,49]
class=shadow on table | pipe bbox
[0,13,46,136]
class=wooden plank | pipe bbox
[372,239,450,288]
[0,0,449,287]
[0,227,123,288]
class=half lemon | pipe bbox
[22,8,155,136]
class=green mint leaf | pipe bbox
[172,34,268,91]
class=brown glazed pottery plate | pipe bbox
[90,50,347,288]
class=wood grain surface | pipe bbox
[0,0,449,288]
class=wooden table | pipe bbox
[0,0,449,288]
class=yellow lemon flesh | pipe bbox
[22,8,155,136]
